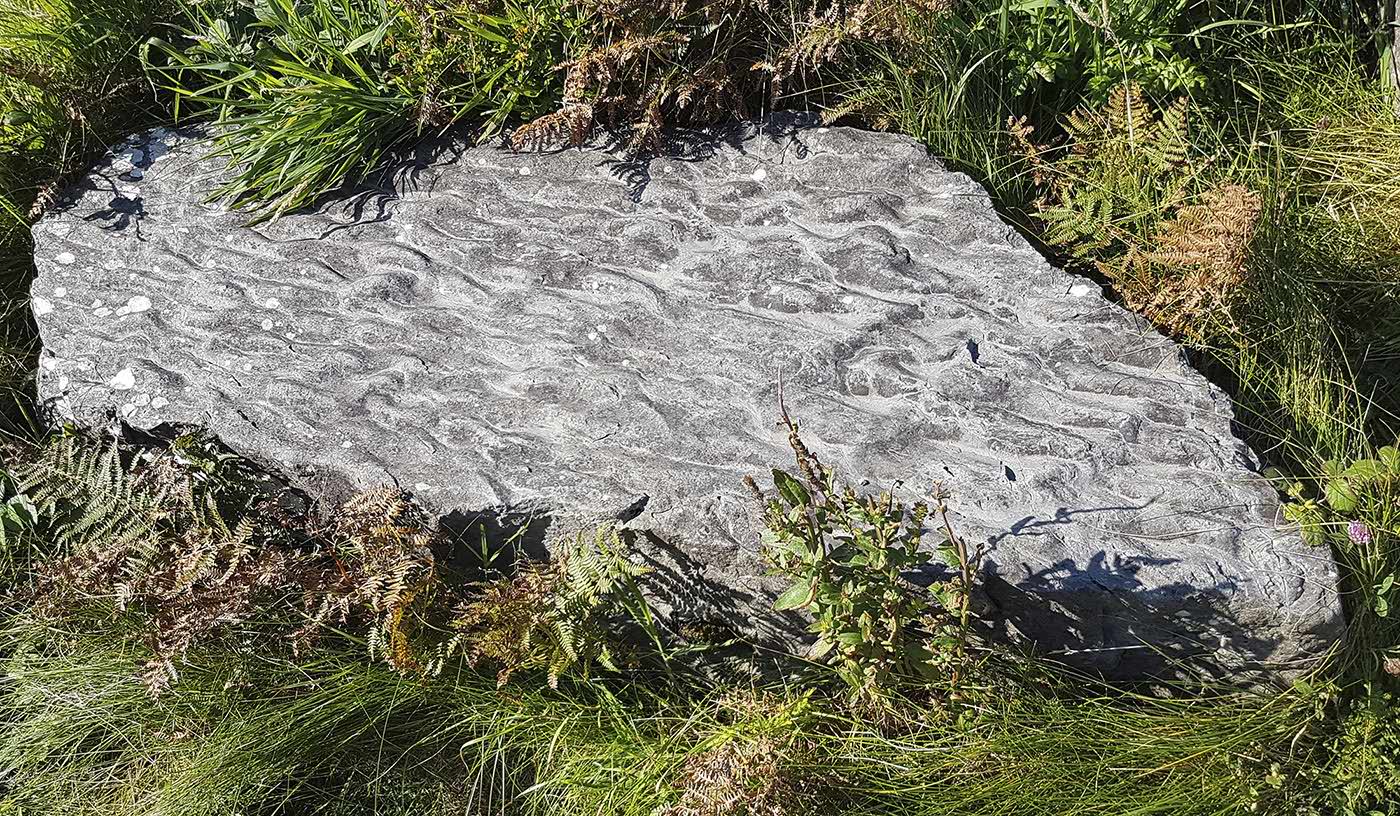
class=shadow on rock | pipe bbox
[596,111,819,202]
[980,550,1275,681]
[436,506,553,581]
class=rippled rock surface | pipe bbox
[30,116,1342,678]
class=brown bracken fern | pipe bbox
[660,737,808,816]
[19,435,275,692]
[1016,83,1263,341]
[513,0,946,153]
[14,433,656,693]
[1119,182,1263,338]
[18,435,446,688]
[298,486,439,671]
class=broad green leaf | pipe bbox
[1344,458,1385,480]
[1324,479,1358,513]
[772,469,810,509]
[774,581,812,611]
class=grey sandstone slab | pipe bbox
[30,117,1343,679]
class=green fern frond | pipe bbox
[450,524,654,688]
[1033,83,1200,260]
[18,437,162,559]
[1149,97,1190,170]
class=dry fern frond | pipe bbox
[1007,114,1051,186]
[768,0,948,92]
[513,33,684,151]
[1142,182,1260,274]
[304,486,439,670]
[626,95,667,154]
[27,179,60,220]
[660,737,810,816]
[449,558,556,686]
[532,1,949,154]
[512,103,596,150]
[17,434,296,695]
[335,486,434,564]
[141,544,293,695]
[675,60,749,121]
[562,33,686,104]
[1117,182,1262,338]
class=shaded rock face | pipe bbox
[30,117,1342,679]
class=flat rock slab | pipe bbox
[31,117,1342,678]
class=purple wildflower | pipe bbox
[1347,520,1372,546]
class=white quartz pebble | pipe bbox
[109,368,136,390]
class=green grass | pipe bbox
[0,616,1332,816]
[1,0,1399,814]
[150,0,583,220]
